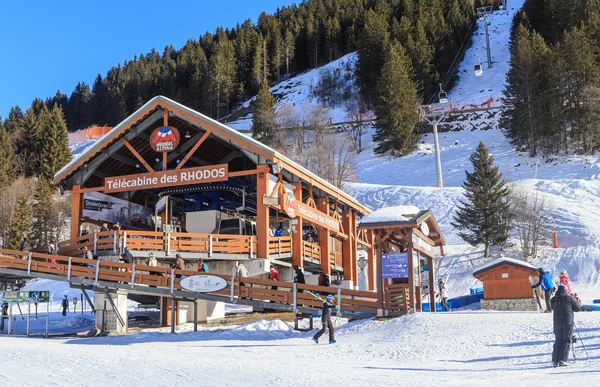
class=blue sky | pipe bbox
[0,0,295,118]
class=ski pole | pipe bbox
[574,323,589,358]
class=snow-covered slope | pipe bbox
[226,52,361,130]
[65,0,600,300]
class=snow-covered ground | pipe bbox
[9,0,598,384]
[2,312,599,386]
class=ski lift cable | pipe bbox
[426,19,477,105]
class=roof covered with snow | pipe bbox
[359,205,421,225]
[473,257,537,277]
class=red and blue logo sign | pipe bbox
[150,126,180,153]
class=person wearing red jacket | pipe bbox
[270,265,279,290]
[559,270,572,295]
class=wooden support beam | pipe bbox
[342,209,355,284]
[407,229,416,312]
[229,169,260,177]
[291,182,303,268]
[367,230,375,291]
[175,130,212,170]
[71,184,83,240]
[256,165,271,259]
[120,138,153,173]
[381,229,394,244]
[318,197,331,275]
[428,251,436,313]
[375,230,383,308]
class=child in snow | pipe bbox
[558,270,572,295]
[313,294,336,344]
[437,279,451,311]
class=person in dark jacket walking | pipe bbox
[532,268,555,312]
[61,295,69,316]
[317,269,330,295]
[313,294,336,344]
[293,265,305,293]
[550,284,582,367]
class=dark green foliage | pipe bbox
[0,121,14,187]
[373,40,419,155]
[2,0,475,135]
[37,106,72,182]
[252,81,277,146]
[31,179,54,247]
[452,141,511,258]
[8,192,31,250]
[503,1,600,155]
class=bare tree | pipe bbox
[581,85,600,153]
[511,188,553,260]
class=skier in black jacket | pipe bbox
[550,283,582,367]
[313,294,336,344]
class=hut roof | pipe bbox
[473,258,537,277]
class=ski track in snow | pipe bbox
[2,313,600,386]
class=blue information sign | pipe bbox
[382,252,409,279]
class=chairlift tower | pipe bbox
[477,6,494,69]
[419,104,448,188]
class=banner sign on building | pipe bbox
[104,164,228,193]
[150,126,180,152]
[0,291,49,303]
[382,252,409,279]
[83,192,153,230]
[296,202,340,232]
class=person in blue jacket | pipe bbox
[532,268,555,312]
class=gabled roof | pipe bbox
[54,95,370,214]
[473,257,537,277]
[358,208,446,247]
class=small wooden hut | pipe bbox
[473,258,539,311]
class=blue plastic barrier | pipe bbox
[593,299,600,304]
[583,305,600,311]
[470,287,484,295]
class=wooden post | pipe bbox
[318,198,331,275]
[415,250,422,312]
[367,230,376,291]
[256,165,270,259]
[375,230,384,310]
[407,229,416,312]
[70,184,83,240]
[342,209,354,284]
[291,182,303,268]
[428,252,436,313]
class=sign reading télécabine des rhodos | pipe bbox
[104,164,229,193]
[180,275,228,293]
[150,126,180,152]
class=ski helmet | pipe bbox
[559,269,568,277]
[326,295,334,302]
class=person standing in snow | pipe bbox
[313,294,336,344]
[293,265,305,293]
[437,278,451,311]
[532,268,555,312]
[61,295,69,316]
[558,270,572,295]
[550,283,582,367]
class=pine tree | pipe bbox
[452,141,511,258]
[15,107,41,177]
[31,179,54,247]
[373,41,419,155]
[37,105,72,181]
[0,121,14,188]
[8,192,31,250]
[356,9,390,106]
[252,81,277,146]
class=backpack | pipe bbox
[323,274,331,287]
